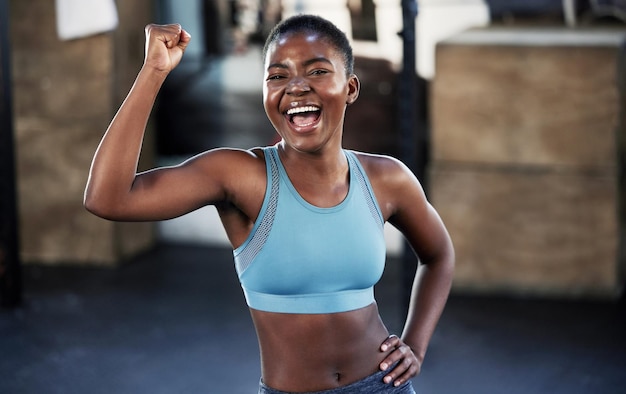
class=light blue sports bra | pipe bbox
[233,146,386,314]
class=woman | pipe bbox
[84,14,454,394]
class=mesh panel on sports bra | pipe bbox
[234,151,280,276]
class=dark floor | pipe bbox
[2,44,626,393]
[2,242,625,394]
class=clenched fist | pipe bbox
[143,23,191,74]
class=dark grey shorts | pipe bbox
[258,368,416,394]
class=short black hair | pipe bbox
[262,14,354,75]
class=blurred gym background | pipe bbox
[1,1,625,393]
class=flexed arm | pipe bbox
[84,24,198,221]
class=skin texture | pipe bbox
[84,22,455,392]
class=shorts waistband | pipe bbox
[258,367,415,394]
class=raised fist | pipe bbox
[143,23,191,74]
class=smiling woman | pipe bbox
[261,23,360,154]
[84,14,454,394]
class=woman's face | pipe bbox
[263,31,359,153]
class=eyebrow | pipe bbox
[303,57,333,67]
[267,57,333,71]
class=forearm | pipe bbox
[84,67,166,216]
[400,250,455,362]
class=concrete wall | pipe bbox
[10,0,156,265]
[430,28,625,298]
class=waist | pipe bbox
[242,287,375,314]
[250,302,392,392]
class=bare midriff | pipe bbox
[250,302,392,393]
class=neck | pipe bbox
[277,142,348,182]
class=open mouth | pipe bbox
[286,106,321,128]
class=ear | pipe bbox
[346,74,360,105]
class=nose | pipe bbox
[286,76,310,96]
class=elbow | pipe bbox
[83,190,118,220]
[83,197,102,218]
[83,194,106,219]
[440,240,456,275]
[424,239,455,276]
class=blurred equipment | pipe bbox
[0,0,21,308]
[55,0,118,40]
[591,0,626,22]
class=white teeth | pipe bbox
[286,106,320,115]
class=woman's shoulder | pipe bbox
[348,150,410,179]
[348,150,425,220]
[191,146,269,169]
[176,146,270,190]
[349,150,424,195]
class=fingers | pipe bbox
[145,23,189,48]
[143,23,191,72]
[178,28,192,48]
[379,335,421,387]
[382,357,420,387]
[380,334,401,353]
